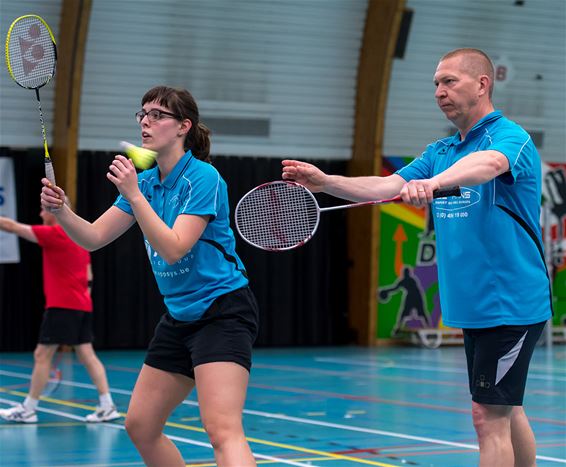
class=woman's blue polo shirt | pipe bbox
[115,150,248,322]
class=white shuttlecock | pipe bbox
[120,141,157,169]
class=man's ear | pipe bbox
[478,75,490,97]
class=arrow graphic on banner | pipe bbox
[393,224,407,276]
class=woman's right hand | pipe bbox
[40,178,66,212]
[281,159,328,193]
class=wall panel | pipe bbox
[384,0,566,162]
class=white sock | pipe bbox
[23,396,39,411]
[99,393,113,408]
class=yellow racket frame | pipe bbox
[5,14,58,183]
[5,14,57,88]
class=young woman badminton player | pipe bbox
[41,86,259,466]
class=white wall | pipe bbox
[1,0,564,162]
[384,0,566,162]
[78,0,368,158]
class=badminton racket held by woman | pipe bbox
[5,15,57,185]
[235,181,460,251]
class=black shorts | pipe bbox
[463,321,546,406]
[38,308,94,345]
[145,287,259,379]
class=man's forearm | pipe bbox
[431,150,509,187]
[0,217,37,243]
[324,174,406,202]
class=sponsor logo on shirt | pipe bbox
[434,188,479,218]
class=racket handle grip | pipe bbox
[45,161,57,186]
[433,186,460,198]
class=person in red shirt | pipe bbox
[0,205,120,423]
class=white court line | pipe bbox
[342,352,566,375]
[315,357,469,372]
[1,369,565,464]
[314,357,566,382]
[0,395,319,467]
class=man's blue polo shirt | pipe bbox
[114,150,248,322]
[397,111,551,328]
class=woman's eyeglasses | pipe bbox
[135,109,180,124]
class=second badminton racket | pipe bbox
[235,181,461,251]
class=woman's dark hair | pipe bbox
[141,86,212,162]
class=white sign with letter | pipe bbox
[0,157,20,263]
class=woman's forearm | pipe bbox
[54,206,101,250]
[55,205,133,251]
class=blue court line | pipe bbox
[389,354,566,375]
[253,362,468,388]
[0,396,322,467]
[314,357,566,382]
[2,369,565,464]
[0,390,397,467]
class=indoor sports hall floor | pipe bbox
[1,346,565,466]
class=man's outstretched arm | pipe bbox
[0,216,38,243]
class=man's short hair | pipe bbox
[440,48,495,98]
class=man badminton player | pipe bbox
[40,86,259,466]
[0,205,120,423]
[282,48,552,467]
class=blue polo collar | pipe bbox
[449,110,503,145]
[149,150,194,189]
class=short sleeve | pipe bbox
[489,131,535,185]
[113,193,133,215]
[179,166,220,219]
[31,225,65,247]
[395,144,435,182]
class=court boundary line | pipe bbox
[0,396,321,467]
[0,391,396,467]
[314,357,566,382]
[1,368,564,464]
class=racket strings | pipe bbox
[7,17,56,88]
[236,183,319,250]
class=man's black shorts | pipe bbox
[38,308,94,345]
[145,287,260,379]
[463,321,546,406]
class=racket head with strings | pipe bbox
[5,15,58,184]
[235,181,462,251]
[5,15,57,90]
[235,181,320,251]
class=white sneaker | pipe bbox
[85,405,121,423]
[0,404,38,423]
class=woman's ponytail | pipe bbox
[185,122,211,163]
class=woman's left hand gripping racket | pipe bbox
[5,15,58,185]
